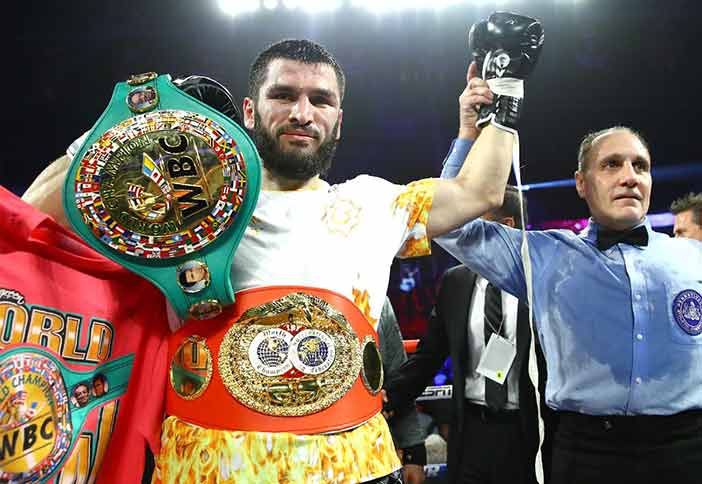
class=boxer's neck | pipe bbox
[261,167,324,192]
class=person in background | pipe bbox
[385,187,545,484]
[438,122,702,483]
[671,192,702,241]
[378,297,427,484]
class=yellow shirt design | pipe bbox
[154,414,399,483]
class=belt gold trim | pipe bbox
[166,286,382,434]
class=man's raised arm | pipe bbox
[426,12,543,239]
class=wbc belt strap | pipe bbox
[166,286,384,434]
[63,72,261,320]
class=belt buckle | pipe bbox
[218,292,363,416]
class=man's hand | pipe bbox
[395,449,427,483]
[402,464,426,484]
[458,61,493,141]
[426,13,544,238]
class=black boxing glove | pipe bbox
[173,75,243,126]
[468,12,544,132]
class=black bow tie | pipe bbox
[597,225,649,251]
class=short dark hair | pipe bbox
[671,192,702,225]
[178,270,191,287]
[493,185,528,229]
[577,126,650,172]
[93,373,106,384]
[248,39,346,102]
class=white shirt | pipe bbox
[464,275,521,409]
[167,175,434,332]
[231,175,433,329]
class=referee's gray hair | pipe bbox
[577,126,650,172]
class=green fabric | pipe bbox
[0,346,134,472]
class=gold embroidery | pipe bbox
[322,197,362,237]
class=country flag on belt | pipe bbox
[128,183,143,199]
[76,182,100,192]
[165,234,183,244]
[75,193,97,209]
[81,158,99,169]
[142,153,172,195]
[79,173,101,183]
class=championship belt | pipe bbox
[166,286,384,434]
[63,72,261,320]
[0,345,134,481]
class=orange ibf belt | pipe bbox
[166,286,383,434]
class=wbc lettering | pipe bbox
[0,415,54,460]
[157,134,210,220]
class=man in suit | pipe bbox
[384,186,544,484]
[378,297,427,484]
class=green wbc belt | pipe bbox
[63,72,261,320]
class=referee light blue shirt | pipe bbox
[438,138,702,416]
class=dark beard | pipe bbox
[251,113,339,182]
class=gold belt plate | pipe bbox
[218,293,362,416]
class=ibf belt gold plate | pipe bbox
[218,293,362,416]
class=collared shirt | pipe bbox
[438,138,702,416]
[465,275,521,409]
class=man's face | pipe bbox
[184,266,206,284]
[130,91,145,105]
[243,59,343,181]
[674,209,702,241]
[75,385,89,405]
[93,379,105,397]
[575,130,652,231]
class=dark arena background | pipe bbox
[4,1,702,478]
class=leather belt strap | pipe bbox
[166,286,383,434]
